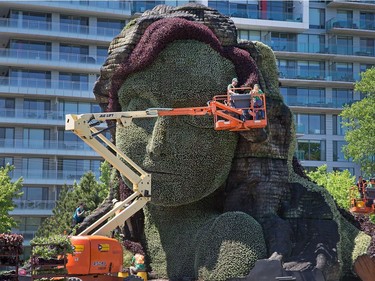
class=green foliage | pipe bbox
[36,165,109,237]
[99,161,111,198]
[31,235,74,259]
[340,94,375,176]
[195,212,267,281]
[354,67,375,98]
[306,165,355,210]
[117,40,238,206]
[0,164,23,233]
[122,248,134,268]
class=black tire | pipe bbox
[123,276,144,281]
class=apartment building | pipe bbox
[0,0,367,246]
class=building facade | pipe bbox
[0,0,367,245]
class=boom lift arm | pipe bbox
[65,92,267,236]
[65,108,212,236]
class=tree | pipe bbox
[340,67,375,176]
[36,162,110,237]
[0,164,23,233]
[306,165,355,210]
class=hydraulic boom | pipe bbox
[65,92,267,236]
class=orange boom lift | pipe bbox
[33,89,267,281]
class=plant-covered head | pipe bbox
[94,7,261,206]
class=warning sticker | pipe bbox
[98,244,109,252]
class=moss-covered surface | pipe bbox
[286,99,371,279]
[194,212,267,280]
[90,3,372,281]
[116,40,238,206]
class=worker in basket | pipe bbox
[250,84,264,120]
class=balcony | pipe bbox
[0,48,105,65]
[284,97,358,109]
[12,168,99,182]
[327,0,375,10]
[278,68,325,81]
[0,18,122,42]
[0,77,93,98]
[268,41,375,61]
[0,108,62,121]
[326,17,375,34]
[13,200,56,211]
[2,0,132,16]
[0,138,94,152]
[278,68,357,82]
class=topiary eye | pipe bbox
[182,115,213,129]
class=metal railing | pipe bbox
[326,17,375,31]
[0,77,92,92]
[0,48,106,65]
[13,200,56,210]
[0,18,122,37]
[0,138,93,152]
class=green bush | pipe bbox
[194,212,267,281]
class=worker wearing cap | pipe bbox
[227,78,238,95]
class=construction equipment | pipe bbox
[38,90,266,281]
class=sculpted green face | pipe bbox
[116,40,238,206]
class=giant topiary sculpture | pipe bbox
[86,4,370,281]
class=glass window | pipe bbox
[359,38,375,56]
[281,87,325,107]
[0,157,13,168]
[60,44,89,63]
[298,34,324,53]
[97,46,108,64]
[21,187,49,201]
[24,99,51,119]
[59,101,98,115]
[238,30,261,41]
[294,114,325,134]
[296,140,326,161]
[60,15,89,34]
[332,88,354,108]
[17,217,43,233]
[131,1,164,14]
[57,159,102,180]
[330,62,353,81]
[360,64,375,73]
[271,32,297,52]
[333,141,349,162]
[97,18,126,36]
[0,127,14,147]
[23,128,50,149]
[337,9,353,24]
[10,39,51,60]
[0,98,15,117]
[19,11,51,30]
[336,36,353,55]
[59,73,88,90]
[208,1,229,16]
[22,158,49,178]
[309,8,325,29]
[333,115,348,136]
[10,69,51,88]
[360,12,375,30]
